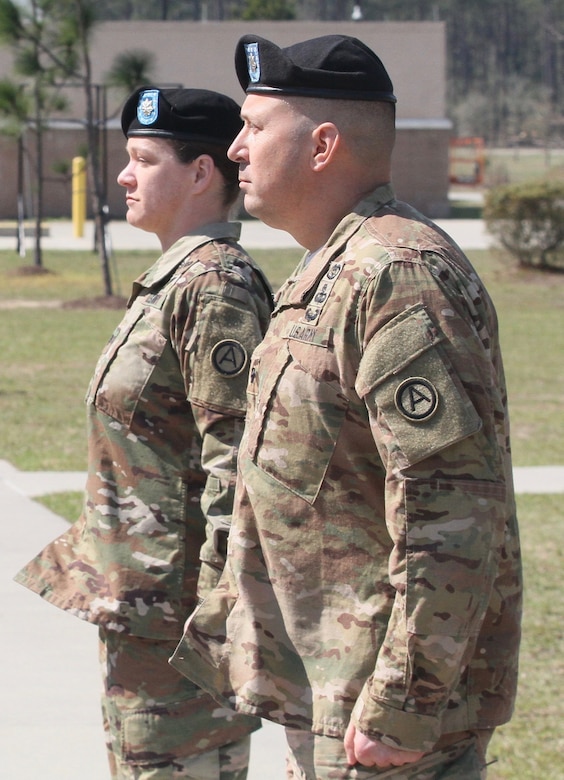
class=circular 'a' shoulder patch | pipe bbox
[394,377,439,422]
[210,339,248,377]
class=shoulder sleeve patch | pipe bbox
[189,294,263,416]
[356,304,482,465]
[210,339,248,377]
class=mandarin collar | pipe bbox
[128,222,241,304]
[277,183,395,306]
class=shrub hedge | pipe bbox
[483,178,564,271]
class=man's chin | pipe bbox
[243,195,262,221]
[243,194,257,217]
[243,199,284,232]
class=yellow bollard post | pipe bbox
[72,156,87,238]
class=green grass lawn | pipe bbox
[1,244,563,779]
[485,147,564,187]
[450,147,564,217]
[488,493,564,780]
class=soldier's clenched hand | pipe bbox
[344,722,425,769]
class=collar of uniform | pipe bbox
[352,181,395,218]
[281,182,396,305]
[131,221,242,296]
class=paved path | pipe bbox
[0,215,494,254]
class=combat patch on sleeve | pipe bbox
[356,304,482,465]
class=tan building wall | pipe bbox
[0,21,452,221]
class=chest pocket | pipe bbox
[86,303,167,428]
[245,326,348,504]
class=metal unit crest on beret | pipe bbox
[245,43,261,84]
[137,89,159,126]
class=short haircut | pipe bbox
[291,96,396,161]
[167,139,240,207]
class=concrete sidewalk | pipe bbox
[0,215,494,254]
[3,458,563,778]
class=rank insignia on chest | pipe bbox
[210,339,248,377]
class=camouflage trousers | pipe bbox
[99,628,256,779]
[285,728,494,780]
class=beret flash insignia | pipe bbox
[245,43,261,83]
[137,89,159,126]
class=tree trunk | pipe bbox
[78,11,114,297]
[32,116,43,268]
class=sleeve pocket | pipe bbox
[355,304,482,466]
[189,295,263,416]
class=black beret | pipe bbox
[121,87,242,145]
[235,34,396,103]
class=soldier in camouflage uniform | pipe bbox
[170,37,523,779]
[15,87,273,779]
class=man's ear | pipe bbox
[311,122,340,171]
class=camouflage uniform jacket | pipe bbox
[16,222,273,640]
[171,186,522,753]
